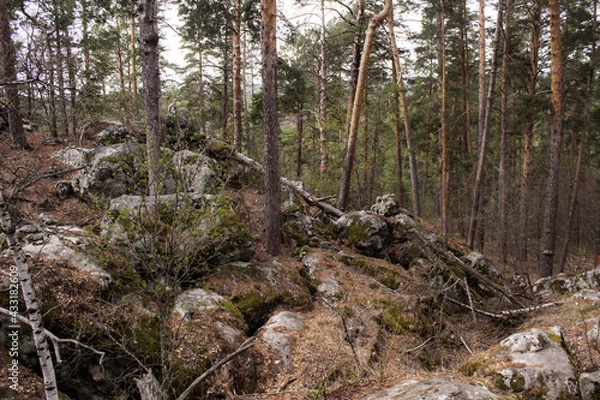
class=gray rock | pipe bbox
[51,146,93,168]
[371,193,401,217]
[335,211,390,258]
[362,376,499,400]
[261,311,306,373]
[534,267,600,298]
[464,327,579,400]
[172,288,227,319]
[171,149,217,194]
[580,371,600,400]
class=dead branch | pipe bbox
[233,152,343,218]
[175,336,255,400]
[0,306,106,364]
[446,297,563,318]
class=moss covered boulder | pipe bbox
[334,211,391,258]
[462,327,579,400]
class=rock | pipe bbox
[54,180,75,199]
[370,193,401,217]
[580,371,600,400]
[335,211,391,258]
[172,288,227,319]
[101,194,254,277]
[261,311,306,373]
[362,376,500,400]
[51,146,93,168]
[463,327,579,400]
[94,125,136,145]
[170,149,217,194]
[534,267,600,298]
[21,233,112,286]
[70,143,149,199]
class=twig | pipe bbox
[8,166,85,201]
[463,277,477,324]
[0,307,106,365]
[446,297,563,318]
[460,336,474,355]
[404,337,434,353]
[176,336,255,400]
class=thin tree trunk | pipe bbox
[439,0,449,246]
[0,191,59,400]
[318,0,330,177]
[296,103,303,179]
[388,12,420,217]
[130,8,139,115]
[460,0,473,159]
[391,59,404,206]
[338,0,391,211]
[53,0,68,136]
[66,32,77,133]
[518,0,541,262]
[558,0,595,273]
[468,0,503,249]
[262,0,281,256]
[138,0,163,197]
[498,0,511,264]
[343,0,365,141]
[232,0,243,152]
[362,89,369,200]
[0,0,29,150]
[199,49,206,136]
[540,0,565,277]
[221,38,229,140]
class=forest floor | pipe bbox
[1,127,600,399]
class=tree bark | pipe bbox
[540,0,565,277]
[558,0,594,273]
[338,0,391,211]
[318,0,330,177]
[343,0,365,142]
[0,0,30,150]
[0,191,59,400]
[232,0,243,152]
[498,0,511,264]
[138,0,163,196]
[468,0,504,249]
[518,0,541,262]
[439,0,449,246]
[262,0,282,256]
[388,11,420,217]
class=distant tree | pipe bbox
[262,0,281,255]
[0,0,30,150]
[138,0,163,196]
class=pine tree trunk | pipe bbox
[338,0,391,211]
[439,0,449,246]
[138,0,163,197]
[468,0,504,249]
[262,0,281,256]
[221,39,229,140]
[0,191,59,400]
[343,0,364,142]
[388,12,420,217]
[498,0,511,264]
[518,0,541,263]
[232,0,243,152]
[540,0,565,277]
[0,0,29,150]
[558,0,594,273]
[199,49,206,136]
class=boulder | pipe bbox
[101,194,254,278]
[534,267,600,298]
[170,149,217,194]
[334,211,391,258]
[260,311,307,373]
[463,327,579,400]
[172,288,227,320]
[94,125,137,145]
[580,371,600,400]
[370,193,401,217]
[362,376,501,400]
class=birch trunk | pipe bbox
[0,192,58,400]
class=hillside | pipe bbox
[1,125,600,400]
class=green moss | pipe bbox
[381,304,414,334]
[510,373,526,392]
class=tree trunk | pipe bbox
[262,0,281,256]
[130,8,139,115]
[318,0,330,177]
[296,102,303,179]
[460,0,473,159]
[199,49,206,136]
[221,38,229,140]
[0,191,59,400]
[53,0,68,136]
[338,0,391,211]
[343,0,365,141]
[439,0,449,246]
[388,11,420,217]
[558,0,594,273]
[391,59,404,206]
[138,0,163,197]
[468,0,504,249]
[0,0,29,150]
[498,0,511,264]
[232,0,243,152]
[518,0,541,262]
[540,0,565,278]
